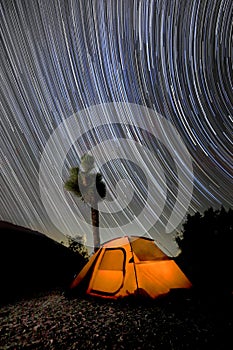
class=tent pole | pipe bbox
[128,237,139,294]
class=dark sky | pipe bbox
[0,0,232,255]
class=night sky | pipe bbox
[0,0,232,255]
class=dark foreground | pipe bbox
[0,290,232,350]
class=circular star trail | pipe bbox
[0,0,232,254]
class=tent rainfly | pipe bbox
[69,236,192,299]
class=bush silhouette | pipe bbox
[176,207,233,295]
[67,235,90,262]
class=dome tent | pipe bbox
[69,236,192,299]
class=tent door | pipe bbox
[90,248,126,296]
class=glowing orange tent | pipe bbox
[70,236,192,299]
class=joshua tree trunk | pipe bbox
[65,154,106,253]
[91,202,100,252]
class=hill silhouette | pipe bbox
[0,221,86,303]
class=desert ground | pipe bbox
[0,289,232,349]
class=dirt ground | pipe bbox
[0,290,232,349]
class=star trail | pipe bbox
[0,0,232,254]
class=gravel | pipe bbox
[0,290,232,349]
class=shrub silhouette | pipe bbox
[67,235,90,262]
[176,206,233,295]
